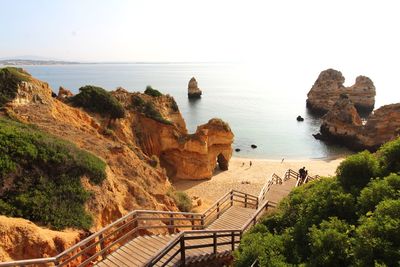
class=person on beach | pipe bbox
[241,162,245,167]
[250,161,252,167]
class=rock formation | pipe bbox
[112,89,234,180]
[306,69,376,115]
[0,68,234,260]
[57,86,73,101]
[188,77,202,98]
[314,94,400,151]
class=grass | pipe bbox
[0,118,107,230]
[0,67,30,107]
[144,85,163,97]
[167,188,193,212]
[69,85,125,119]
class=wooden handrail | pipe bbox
[0,258,57,267]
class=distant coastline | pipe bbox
[0,59,80,66]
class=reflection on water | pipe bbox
[22,63,356,159]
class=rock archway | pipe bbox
[217,153,229,170]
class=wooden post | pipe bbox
[99,233,106,259]
[256,198,259,209]
[245,194,248,208]
[216,202,220,219]
[231,232,235,251]
[213,233,217,254]
[230,192,234,207]
[180,237,186,266]
[201,214,205,228]
[191,215,194,230]
[170,214,174,233]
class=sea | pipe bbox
[11,63,396,159]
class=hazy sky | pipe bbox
[1,0,399,64]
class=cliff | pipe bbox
[0,68,233,260]
[315,95,400,151]
[306,69,376,115]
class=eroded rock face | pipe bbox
[315,95,400,151]
[57,86,73,101]
[307,69,376,115]
[188,77,202,98]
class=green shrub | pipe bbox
[144,85,162,97]
[234,231,286,267]
[336,151,379,192]
[357,174,400,216]
[354,199,400,266]
[167,189,192,212]
[69,85,125,119]
[129,95,172,125]
[377,137,400,175]
[0,118,106,230]
[0,67,30,107]
[309,217,354,267]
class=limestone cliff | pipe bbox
[112,88,234,180]
[315,95,400,151]
[188,77,202,98]
[0,68,234,260]
[307,69,376,115]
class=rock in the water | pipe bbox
[306,69,375,115]
[251,144,257,149]
[235,148,241,152]
[188,77,202,98]
[315,94,400,151]
[297,115,304,121]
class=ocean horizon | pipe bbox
[4,62,395,160]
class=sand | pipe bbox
[173,156,344,212]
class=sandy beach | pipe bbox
[173,156,344,212]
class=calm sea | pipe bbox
[13,63,392,159]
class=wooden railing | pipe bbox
[258,173,283,203]
[0,190,259,267]
[202,190,258,227]
[145,201,271,267]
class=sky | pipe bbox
[1,0,399,64]
[1,0,400,103]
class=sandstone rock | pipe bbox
[315,95,400,151]
[306,69,376,115]
[57,86,74,101]
[188,77,202,99]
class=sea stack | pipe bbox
[188,77,202,99]
[306,69,376,115]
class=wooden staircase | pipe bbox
[0,169,318,267]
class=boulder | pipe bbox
[188,77,202,99]
[296,115,304,121]
[251,144,257,149]
[235,148,241,152]
[306,69,375,115]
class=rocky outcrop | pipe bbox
[57,86,73,101]
[112,88,234,180]
[0,216,82,262]
[188,77,202,98]
[315,95,400,151]
[307,69,376,115]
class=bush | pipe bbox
[357,174,400,216]
[167,189,192,212]
[0,118,106,230]
[0,67,30,107]
[234,231,286,267]
[143,101,173,125]
[354,199,400,266]
[377,137,400,175]
[69,85,125,119]
[308,217,354,267]
[336,151,379,192]
[144,85,162,97]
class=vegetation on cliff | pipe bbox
[144,85,163,97]
[167,188,192,212]
[131,94,173,125]
[0,67,30,107]
[235,137,400,267]
[69,85,125,119]
[0,118,106,230]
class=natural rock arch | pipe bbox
[217,153,229,171]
